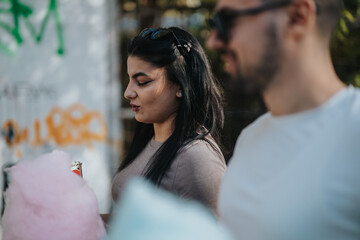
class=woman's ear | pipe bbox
[176,89,183,98]
[176,85,183,98]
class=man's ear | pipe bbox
[286,0,317,40]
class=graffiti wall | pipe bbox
[0,0,120,213]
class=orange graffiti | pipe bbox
[2,120,28,147]
[46,104,107,147]
[32,119,42,146]
[1,104,108,149]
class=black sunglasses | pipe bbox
[139,28,187,56]
[208,0,320,43]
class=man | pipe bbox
[207,0,360,239]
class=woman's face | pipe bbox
[125,56,181,125]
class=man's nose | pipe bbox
[206,29,226,50]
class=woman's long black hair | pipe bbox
[119,27,224,185]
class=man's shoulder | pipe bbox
[340,86,360,125]
[344,84,360,96]
[346,85,360,105]
[340,86,360,115]
[241,112,271,134]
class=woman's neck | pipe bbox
[153,114,177,142]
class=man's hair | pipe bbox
[315,0,343,37]
[263,0,343,38]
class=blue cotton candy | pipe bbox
[106,177,234,240]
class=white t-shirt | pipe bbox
[219,86,360,240]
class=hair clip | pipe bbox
[177,41,192,53]
[183,42,192,52]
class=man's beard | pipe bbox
[230,22,281,97]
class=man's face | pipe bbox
[207,0,284,96]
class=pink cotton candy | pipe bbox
[2,150,106,240]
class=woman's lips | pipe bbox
[130,104,140,112]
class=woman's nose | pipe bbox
[124,83,137,99]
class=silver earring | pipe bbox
[177,91,182,98]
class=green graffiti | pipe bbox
[0,0,64,55]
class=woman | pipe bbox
[112,27,226,217]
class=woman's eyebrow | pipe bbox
[131,72,149,79]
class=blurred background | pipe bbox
[117,0,360,161]
[0,0,359,214]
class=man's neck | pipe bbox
[262,54,345,116]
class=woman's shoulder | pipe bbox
[165,136,226,214]
[176,137,225,166]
